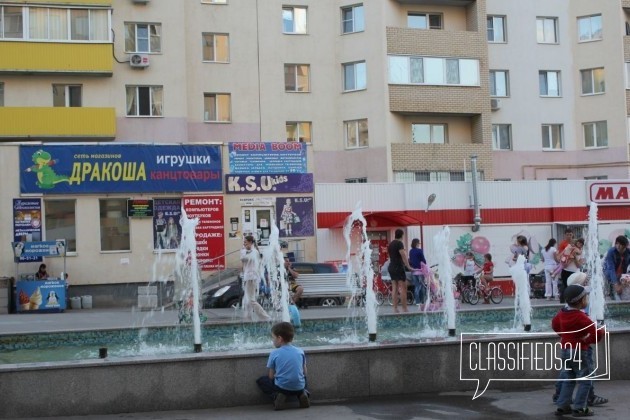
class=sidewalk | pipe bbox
[26,380,630,419]
[0,296,556,334]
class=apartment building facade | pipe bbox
[1,0,630,291]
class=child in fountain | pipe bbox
[256,322,310,410]
[552,284,603,417]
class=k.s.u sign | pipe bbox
[225,173,313,194]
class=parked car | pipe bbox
[201,262,339,309]
[202,282,243,309]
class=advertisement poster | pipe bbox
[12,240,66,260]
[228,142,306,174]
[225,173,313,194]
[16,280,66,312]
[153,199,182,250]
[127,199,154,217]
[13,198,43,263]
[183,196,225,270]
[276,196,314,238]
[20,144,222,194]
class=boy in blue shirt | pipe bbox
[256,322,310,410]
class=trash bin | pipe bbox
[81,295,93,309]
[70,296,82,309]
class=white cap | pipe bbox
[567,271,588,286]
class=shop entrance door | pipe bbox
[242,207,274,247]
[367,231,389,274]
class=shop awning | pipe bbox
[319,211,422,229]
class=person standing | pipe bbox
[558,229,574,254]
[35,264,49,279]
[241,235,271,321]
[387,229,413,313]
[603,235,630,301]
[558,238,584,303]
[541,238,559,300]
[408,238,427,307]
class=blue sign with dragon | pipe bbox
[19,144,222,194]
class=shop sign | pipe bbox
[183,196,225,270]
[13,198,43,262]
[225,173,313,194]
[228,142,306,174]
[19,144,222,194]
[589,182,630,205]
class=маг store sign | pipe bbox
[589,182,630,205]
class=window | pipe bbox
[408,13,442,29]
[412,123,446,144]
[126,86,163,117]
[0,6,109,41]
[584,175,608,180]
[204,93,231,122]
[343,61,366,91]
[492,124,511,150]
[283,6,307,34]
[202,0,227,3]
[284,64,310,92]
[53,85,82,107]
[578,14,602,42]
[539,71,561,97]
[45,200,76,253]
[536,17,558,43]
[202,33,229,62]
[625,63,630,89]
[0,6,23,39]
[542,124,563,150]
[345,119,368,149]
[341,4,364,34]
[286,122,311,143]
[490,70,509,97]
[487,16,506,42]
[345,177,367,183]
[394,171,484,182]
[100,199,130,252]
[0,82,3,106]
[125,23,161,53]
[581,68,605,95]
[583,121,608,148]
[388,56,479,86]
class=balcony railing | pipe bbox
[0,107,116,140]
[0,42,113,76]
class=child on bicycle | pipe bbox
[462,252,480,288]
[480,253,494,303]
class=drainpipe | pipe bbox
[470,155,482,232]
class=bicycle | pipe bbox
[463,273,504,305]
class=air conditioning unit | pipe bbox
[129,54,150,68]
[490,98,501,110]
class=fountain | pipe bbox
[176,206,203,352]
[261,222,290,323]
[509,255,532,331]
[433,227,457,336]
[342,204,378,341]
[586,202,606,323]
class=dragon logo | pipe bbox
[25,149,70,189]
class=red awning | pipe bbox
[323,211,422,229]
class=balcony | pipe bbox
[0,107,116,140]
[0,42,113,76]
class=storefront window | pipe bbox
[45,200,76,252]
[99,199,130,251]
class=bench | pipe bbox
[297,273,354,305]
